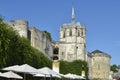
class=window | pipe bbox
[69,29,72,36]
[81,30,83,36]
[63,31,65,38]
[53,56,58,60]
[53,47,59,54]
[78,30,80,36]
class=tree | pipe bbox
[0,17,52,68]
[111,64,118,73]
[0,18,17,68]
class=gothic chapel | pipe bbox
[53,7,87,61]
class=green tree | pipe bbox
[0,18,17,68]
[0,17,52,68]
[111,64,118,73]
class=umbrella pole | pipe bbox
[44,75,46,80]
[50,74,52,80]
[24,73,26,80]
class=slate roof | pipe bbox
[91,50,104,53]
[61,22,85,28]
[90,49,111,58]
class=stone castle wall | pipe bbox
[7,20,53,59]
[29,27,53,58]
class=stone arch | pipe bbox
[53,56,58,60]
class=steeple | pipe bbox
[72,6,75,23]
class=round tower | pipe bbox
[15,20,28,38]
[7,20,28,38]
[90,50,111,80]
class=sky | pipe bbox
[0,0,120,65]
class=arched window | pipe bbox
[63,31,65,38]
[69,29,72,36]
[81,29,83,36]
[53,47,59,54]
[78,30,80,36]
[53,56,58,60]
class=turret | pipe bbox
[7,20,28,38]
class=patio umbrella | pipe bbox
[34,73,50,77]
[73,74,85,79]
[12,64,37,80]
[64,73,85,79]
[14,64,37,73]
[64,73,75,79]
[34,73,52,80]
[37,67,61,78]
[2,65,19,71]
[0,71,23,79]
[0,72,1,74]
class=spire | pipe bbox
[72,6,75,23]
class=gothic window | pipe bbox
[63,31,65,38]
[69,29,72,36]
[53,47,59,54]
[81,29,83,36]
[78,30,80,36]
[53,56,58,60]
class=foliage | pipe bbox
[0,18,16,68]
[111,64,118,73]
[0,18,52,69]
[43,30,52,41]
[59,60,89,78]
[31,48,52,68]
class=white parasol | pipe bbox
[11,64,37,80]
[37,67,61,78]
[0,71,23,79]
[2,65,19,71]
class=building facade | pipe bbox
[6,7,111,80]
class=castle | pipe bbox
[7,20,53,58]
[7,7,111,80]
